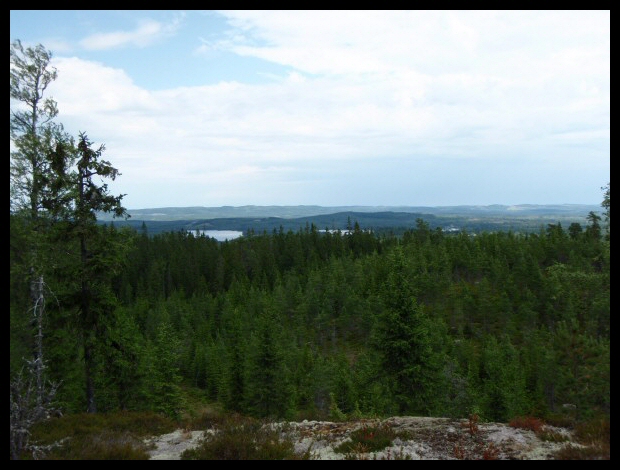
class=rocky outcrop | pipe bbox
[145,416,574,460]
[280,416,573,460]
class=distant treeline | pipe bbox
[100,209,596,236]
[97,203,602,221]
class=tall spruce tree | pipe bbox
[144,323,184,419]
[45,133,128,412]
[374,246,443,414]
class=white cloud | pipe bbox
[38,11,609,207]
[79,16,182,50]
[51,57,156,114]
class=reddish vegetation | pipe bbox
[482,442,499,460]
[468,414,480,436]
[509,416,545,434]
[453,442,465,459]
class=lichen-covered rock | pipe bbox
[145,417,575,460]
[279,417,573,460]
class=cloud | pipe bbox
[205,11,610,150]
[212,10,609,98]
[79,16,182,50]
[41,11,609,207]
[51,57,156,115]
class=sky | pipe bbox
[10,10,610,210]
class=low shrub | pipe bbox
[468,413,479,436]
[183,408,230,431]
[43,431,150,460]
[554,443,609,460]
[335,423,398,454]
[574,417,610,444]
[544,413,575,429]
[482,442,499,460]
[27,411,176,460]
[181,416,310,460]
[537,430,570,443]
[553,417,610,460]
[509,416,545,434]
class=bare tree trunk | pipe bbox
[31,274,45,410]
[10,276,59,460]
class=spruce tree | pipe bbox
[221,307,246,412]
[374,246,443,415]
[143,323,184,419]
[245,309,291,418]
[44,133,128,412]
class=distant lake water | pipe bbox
[190,230,243,241]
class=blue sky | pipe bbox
[10,10,610,209]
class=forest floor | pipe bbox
[145,416,578,460]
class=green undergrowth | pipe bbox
[335,423,405,455]
[181,414,311,460]
[26,411,176,460]
[554,444,609,460]
[509,414,610,460]
[21,400,610,460]
[554,417,610,460]
[177,385,228,430]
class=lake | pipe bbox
[190,230,244,241]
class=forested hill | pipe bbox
[102,211,437,235]
[98,204,600,221]
[97,205,601,235]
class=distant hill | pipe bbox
[98,204,600,221]
[98,204,602,236]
